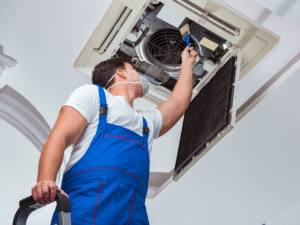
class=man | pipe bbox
[32,46,197,224]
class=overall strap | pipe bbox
[142,117,149,136]
[95,84,149,136]
[95,84,108,123]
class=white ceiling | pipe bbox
[1,0,300,224]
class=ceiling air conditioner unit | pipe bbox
[73,0,279,198]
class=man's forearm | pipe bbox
[170,62,193,108]
[37,134,67,183]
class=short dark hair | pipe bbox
[92,57,130,89]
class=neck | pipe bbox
[108,85,137,108]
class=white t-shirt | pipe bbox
[62,84,163,175]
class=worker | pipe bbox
[31,46,197,224]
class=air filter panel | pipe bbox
[175,56,237,173]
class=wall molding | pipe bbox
[0,45,17,75]
[0,85,67,187]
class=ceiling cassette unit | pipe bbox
[73,0,279,197]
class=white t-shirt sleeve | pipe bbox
[137,108,163,140]
[62,84,97,124]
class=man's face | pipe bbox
[123,62,143,97]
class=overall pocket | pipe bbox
[104,135,146,149]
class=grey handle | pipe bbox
[13,189,71,225]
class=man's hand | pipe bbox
[181,46,197,65]
[32,180,69,204]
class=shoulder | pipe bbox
[74,84,98,93]
[64,84,99,124]
[71,84,100,101]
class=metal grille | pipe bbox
[204,30,223,43]
[175,56,237,173]
[146,29,197,65]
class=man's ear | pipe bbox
[115,69,126,80]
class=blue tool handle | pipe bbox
[183,34,191,53]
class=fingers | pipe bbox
[55,186,69,199]
[189,47,196,54]
[41,180,50,203]
[181,46,197,64]
[191,50,197,57]
[60,189,69,198]
[189,47,197,57]
[49,183,57,203]
[32,180,66,204]
[57,186,69,198]
[32,185,38,203]
[182,46,195,56]
[184,46,197,56]
[184,46,194,51]
[32,182,44,204]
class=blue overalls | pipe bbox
[51,84,150,225]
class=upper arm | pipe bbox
[157,99,188,138]
[49,106,88,148]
